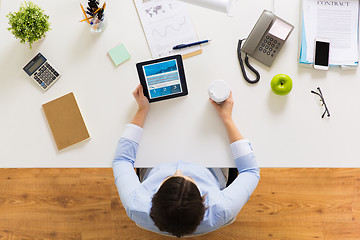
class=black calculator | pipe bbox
[23,53,61,90]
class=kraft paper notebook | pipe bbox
[42,92,90,150]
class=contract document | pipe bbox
[299,0,359,66]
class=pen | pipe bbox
[90,11,97,25]
[173,40,211,50]
[90,13,98,25]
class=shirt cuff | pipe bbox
[121,124,143,143]
[230,139,253,159]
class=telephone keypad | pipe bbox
[259,35,280,58]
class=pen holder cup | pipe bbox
[80,0,107,33]
[89,14,107,33]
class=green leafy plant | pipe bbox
[6,1,51,49]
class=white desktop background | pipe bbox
[0,0,359,167]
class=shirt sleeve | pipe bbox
[221,139,260,217]
[112,124,143,209]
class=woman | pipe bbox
[113,85,260,237]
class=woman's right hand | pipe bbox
[210,91,243,142]
[209,91,234,123]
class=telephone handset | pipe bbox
[238,10,294,84]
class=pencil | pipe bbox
[80,16,93,22]
[80,3,90,24]
[94,7,101,14]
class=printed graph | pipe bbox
[151,17,187,39]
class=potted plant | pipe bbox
[6,1,51,49]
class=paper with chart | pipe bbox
[134,0,202,59]
[301,0,359,65]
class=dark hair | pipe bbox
[150,176,206,238]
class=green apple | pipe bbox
[271,74,293,95]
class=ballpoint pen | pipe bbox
[90,12,98,25]
[173,40,211,50]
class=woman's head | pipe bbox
[150,172,206,238]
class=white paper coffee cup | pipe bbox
[208,80,231,104]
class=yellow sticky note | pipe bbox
[108,43,131,66]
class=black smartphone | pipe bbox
[314,38,330,70]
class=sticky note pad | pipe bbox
[108,43,131,66]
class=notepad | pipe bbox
[42,92,90,150]
[108,43,131,66]
[134,0,202,59]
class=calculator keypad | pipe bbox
[258,35,281,58]
[32,62,60,90]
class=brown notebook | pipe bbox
[42,92,90,150]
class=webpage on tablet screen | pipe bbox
[143,59,182,99]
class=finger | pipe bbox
[133,84,139,93]
[210,99,222,111]
[136,84,142,93]
[138,85,145,97]
[133,90,141,101]
[226,91,233,101]
[224,92,233,104]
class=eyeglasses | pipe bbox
[311,87,330,118]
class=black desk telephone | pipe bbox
[238,10,294,84]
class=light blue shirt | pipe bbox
[113,124,260,236]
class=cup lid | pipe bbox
[208,80,230,103]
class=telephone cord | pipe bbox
[237,39,261,84]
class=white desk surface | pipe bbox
[1,0,359,168]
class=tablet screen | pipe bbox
[142,59,183,99]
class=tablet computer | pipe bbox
[136,55,188,103]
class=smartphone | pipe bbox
[314,38,330,70]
